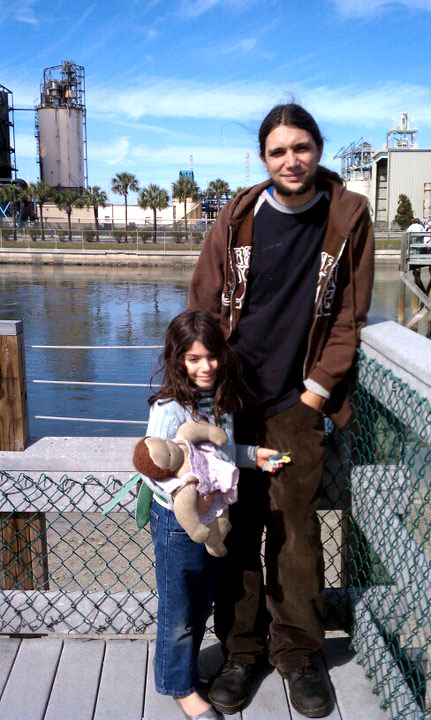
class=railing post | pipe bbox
[0,320,28,451]
[0,513,49,590]
[0,320,49,590]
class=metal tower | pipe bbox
[35,61,88,190]
[387,112,418,149]
[333,138,372,182]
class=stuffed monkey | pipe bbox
[133,421,238,557]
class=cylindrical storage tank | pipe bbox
[423,182,431,222]
[38,106,85,189]
[0,89,12,181]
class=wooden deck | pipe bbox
[0,635,389,720]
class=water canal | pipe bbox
[0,263,408,437]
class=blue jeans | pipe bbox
[150,500,218,696]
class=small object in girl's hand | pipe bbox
[268,451,292,469]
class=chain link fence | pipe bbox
[1,343,431,717]
[347,349,431,719]
[0,475,158,635]
[0,441,350,636]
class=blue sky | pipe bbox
[4,0,431,202]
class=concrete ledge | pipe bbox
[0,250,199,267]
[360,320,431,403]
[0,320,23,336]
[0,248,395,267]
[0,436,137,470]
[0,248,200,256]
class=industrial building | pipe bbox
[3,62,431,232]
[335,113,431,229]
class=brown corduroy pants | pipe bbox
[214,400,326,673]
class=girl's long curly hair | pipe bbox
[149,310,250,421]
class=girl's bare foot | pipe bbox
[177,691,212,717]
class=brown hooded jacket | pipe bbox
[188,178,374,427]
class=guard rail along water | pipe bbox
[0,319,430,719]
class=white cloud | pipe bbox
[88,137,131,166]
[87,78,280,121]
[89,139,256,168]
[180,0,221,16]
[333,0,431,18]
[14,0,38,24]
[87,77,431,130]
[0,0,39,25]
[301,82,431,127]
[137,27,158,41]
[2,78,38,106]
[133,143,257,166]
[220,37,258,54]
[90,113,185,136]
[179,0,251,17]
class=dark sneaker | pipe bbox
[284,665,332,718]
[208,660,255,714]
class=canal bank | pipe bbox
[0,248,200,267]
[0,247,398,267]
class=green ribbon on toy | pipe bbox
[102,473,142,514]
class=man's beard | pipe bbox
[273,171,317,198]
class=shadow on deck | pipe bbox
[0,635,388,720]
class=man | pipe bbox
[188,103,374,718]
[406,218,424,232]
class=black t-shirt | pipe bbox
[230,188,329,418]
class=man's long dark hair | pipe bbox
[258,103,343,188]
[149,310,250,421]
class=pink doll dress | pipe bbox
[155,438,239,525]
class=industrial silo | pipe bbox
[36,61,87,191]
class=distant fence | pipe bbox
[0,225,207,249]
[0,225,406,252]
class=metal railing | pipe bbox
[30,342,161,427]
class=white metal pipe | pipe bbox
[31,345,163,349]
[34,415,149,424]
[33,380,160,387]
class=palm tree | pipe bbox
[53,189,81,241]
[80,186,108,242]
[1,184,23,242]
[28,181,52,241]
[207,179,230,216]
[138,184,169,242]
[171,176,200,231]
[111,172,139,242]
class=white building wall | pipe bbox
[388,150,431,226]
[43,199,202,225]
[345,179,372,201]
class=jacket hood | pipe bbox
[226,180,271,226]
[226,174,370,236]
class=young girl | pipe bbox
[138,310,280,720]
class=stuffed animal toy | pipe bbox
[133,421,239,557]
